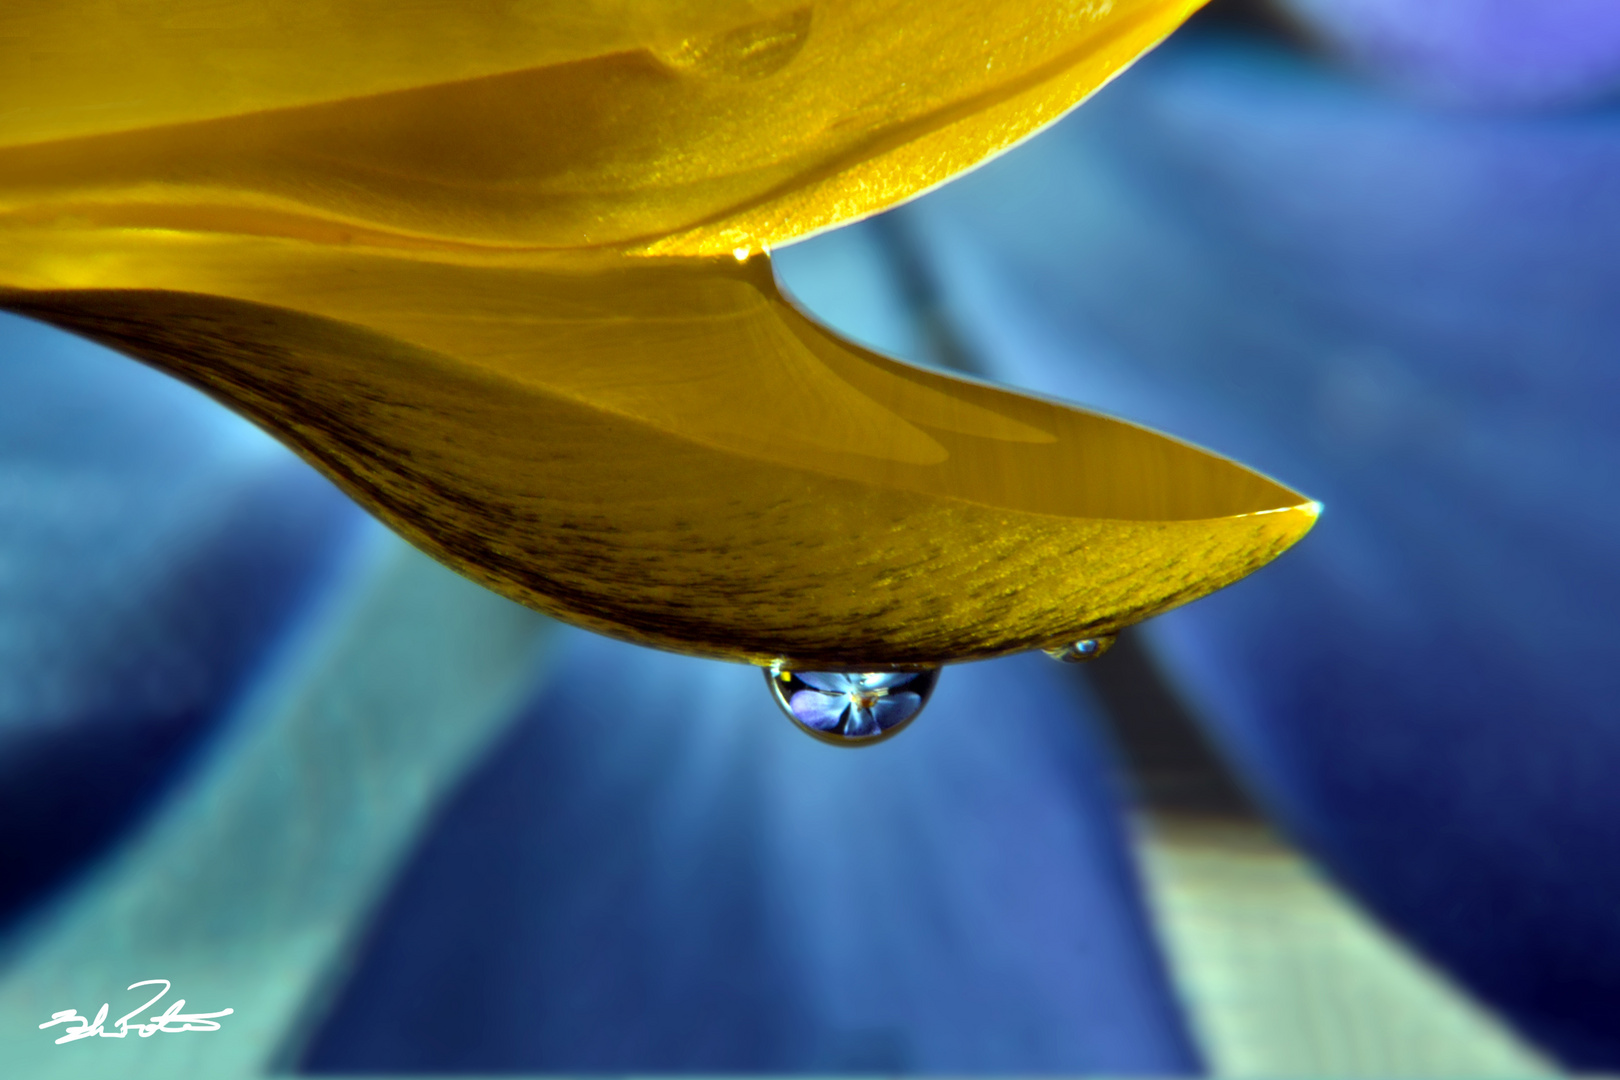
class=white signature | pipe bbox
[38,980,233,1044]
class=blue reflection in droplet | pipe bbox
[1044,635,1117,664]
[766,667,939,746]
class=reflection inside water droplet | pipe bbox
[1044,634,1117,663]
[766,665,939,746]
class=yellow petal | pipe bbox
[0,0,1204,253]
[0,0,1314,668]
[0,1,811,145]
[0,231,1315,667]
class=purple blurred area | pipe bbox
[1269,0,1620,107]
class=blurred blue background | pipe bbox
[1,2,1616,1075]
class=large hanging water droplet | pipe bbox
[766,666,939,746]
[1044,634,1118,663]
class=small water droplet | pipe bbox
[1044,634,1117,663]
[766,665,939,746]
[732,245,751,262]
[651,7,813,82]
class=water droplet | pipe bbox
[651,7,813,82]
[766,665,939,746]
[1044,634,1117,663]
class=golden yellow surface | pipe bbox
[0,0,1316,667]
[1,0,1202,253]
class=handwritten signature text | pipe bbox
[39,980,233,1044]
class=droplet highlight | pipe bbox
[766,666,939,746]
[1044,634,1118,663]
